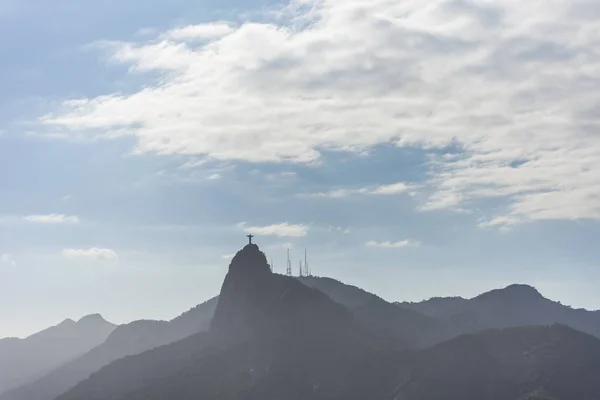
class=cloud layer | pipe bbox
[42,0,600,226]
[240,222,308,237]
[62,248,119,261]
[366,240,420,248]
[304,182,412,198]
[24,214,80,224]
[163,23,234,41]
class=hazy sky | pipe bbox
[2,0,600,338]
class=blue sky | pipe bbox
[2,0,600,338]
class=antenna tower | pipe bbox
[304,249,310,277]
[286,248,292,276]
[298,260,303,277]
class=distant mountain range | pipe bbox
[397,283,600,339]
[0,298,217,400]
[0,315,115,396]
[50,245,600,400]
[3,246,600,400]
[56,244,386,400]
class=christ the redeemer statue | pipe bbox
[247,234,254,244]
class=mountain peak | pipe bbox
[475,283,544,302]
[227,243,272,278]
[504,283,540,293]
[57,318,76,327]
[210,244,273,336]
[500,284,542,298]
[78,314,110,325]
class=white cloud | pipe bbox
[206,173,222,180]
[62,248,118,261]
[180,159,209,169]
[370,183,411,195]
[366,240,420,248]
[304,189,358,199]
[41,0,600,227]
[328,226,351,234]
[24,214,80,224]
[304,182,411,198]
[163,23,234,41]
[239,222,308,237]
[1,254,16,267]
[478,216,519,229]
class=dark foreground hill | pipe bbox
[55,244,600,400]
[398,284,600,339]
[0,298,217,400]
[0,315,115,396]
[390,324,600,400]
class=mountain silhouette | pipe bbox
[375,324,600,399]
[56,243,385,400]
[398,283,600,339]
[298,276,384,308]
[0,315,115,396]
[0,298,217,400]
[299,276,441,347]
[53,245,600,400]
[9,252,600,400]
[5,273,428,400]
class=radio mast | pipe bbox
[304,249,310,277]
[286,248,292,276]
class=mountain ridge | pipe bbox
[0,299,217,400]
[0,315,116,396]
[8,271,600,400]
[52,244,600,400]
[397,283,600,339]
[55,243,387,400]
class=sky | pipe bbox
[1,0,600,338]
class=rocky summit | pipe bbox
[210,243,372,347]
[210,244,273,337]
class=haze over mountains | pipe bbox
[0,298,218,400]
[0,315,115,396]
[398,284,600,340]
[3,244,600,400]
